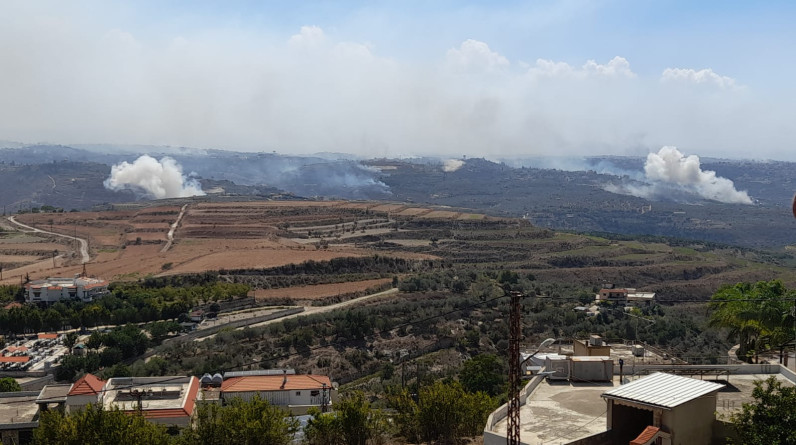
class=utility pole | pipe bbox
[321,383,328,413]
[507,290,522,445]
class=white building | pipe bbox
[65,374,200,427]
[595,287,655,306]
[101,376,200,426]
[220,372,335,415]
[25,276,109,304]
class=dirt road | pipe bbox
[6,216,90,263]
[161,204,188,253]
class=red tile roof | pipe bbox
[38,333,58,339]
[631,426,661,445]
[5,346,28,352]
[68,374,106,396]
[0,356,30,363]
[221,375,332,392]
[83,283,108,290]
[3,302,22,310]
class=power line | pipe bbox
[14,288,796,406]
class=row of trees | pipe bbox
[0,282,249,335]
[709,280,795,363]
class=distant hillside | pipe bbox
[0,161,136,212]
[2,144,795,248]
[371,158,796,249]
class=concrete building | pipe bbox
[100,376,200,426]
[0,391,40,445]
[596,286,655,306]
[602,372,722,444]
[571,356,613,382]
[484,364,796,445]
[573,335,612,357]
[25,276,108,304]
[220,373,335,415]
[0,370,337,439]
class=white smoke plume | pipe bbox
[442,159,465,172]
[606,147,752,204]
[104,155,205,199]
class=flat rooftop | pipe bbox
[103,377,193,412]
[492,372,796,445]
[535,342,670,365]
[0,392,40,427]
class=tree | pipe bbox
[86,332,103,350]
[33,403,172,445]
[303,407,343,445]
[182,395,298,445]
[0,377,21,392]
[63,332,79,351]
[390,381,496,444]
[303,392,386,445]
[458,353,506,397]
[336,392,386,445]
[709,280,794,363]
[730,376,796,444]
[380,362,395,381]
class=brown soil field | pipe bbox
[127,232,166,242]
[163,248,368,275]
[253,278,391,301]
[0,255,44,262]
[423,210,460,219]
[0,242,71,252]
[1,200,462,284]
[457,213,486,220]
[397,207,432,216]
[369,204,407,213]
[335,202,372,210]
[129,223,171,229]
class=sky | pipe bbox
[1,1,794,160]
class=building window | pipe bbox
[310,390,320,397]
[296,391,301,396]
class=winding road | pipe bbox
[6,216,90,264]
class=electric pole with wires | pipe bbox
[507,290,522,445]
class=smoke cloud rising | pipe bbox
[605,147,752,204]
[442,159,465,172]
[104,155,205,199]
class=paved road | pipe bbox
[161,204,188,253]
[196,287,399,341]
[247,287,399,329]
[7,216,90,263]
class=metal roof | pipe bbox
[602,372,723,409]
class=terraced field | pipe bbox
[3,199,794,302]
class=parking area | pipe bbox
[1,334,69,372]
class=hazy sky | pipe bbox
[1,1,794,160]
